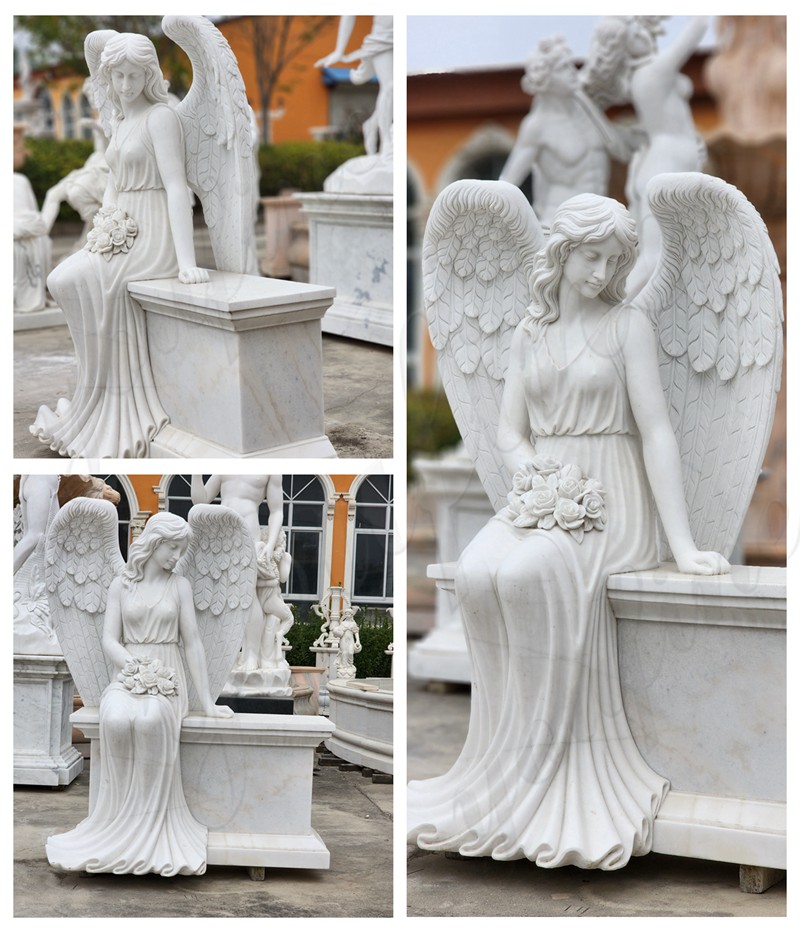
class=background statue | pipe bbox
[584,16,709,294]
[315,15,393,194]
[31,17,257,458]
[408,174,781,869]
[191,475,294,696]
[14,139,51,314]
[14,475,121,655]
[44,499,254,875]
[331,605,362,680]
[499,36,637,226]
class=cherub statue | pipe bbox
[43,498,256,875]
[31,17,257,458]
[331,605,362,680]
[315,16,393,194]
[499,36,638,226]
[407,173,782,869]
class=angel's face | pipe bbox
[545,58,579,96]
[111,60,147,104]
[152,537,188,572]
[562,235,626,300]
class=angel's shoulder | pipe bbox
[146,103,181,135]
[615,304,657,353]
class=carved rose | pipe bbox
[86,207,138,261]
[507,460,606,542]
[530,455,562,477]
[118,657,178,697]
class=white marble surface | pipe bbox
[14,656,83,786]
[298,192,393,346]
[75,708,333,869]
[409,448,494,684]
[426,560,786,868]
[130,271,337,457]
[14,307,65,331]
[326,677,393,774]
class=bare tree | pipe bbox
[228,15,335,144]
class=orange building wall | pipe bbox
[219,15,374,144]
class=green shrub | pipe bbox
[407,387,461,479]
[285,604,393,678]
[258,140,364,197]
[18,137,95,223]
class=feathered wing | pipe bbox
[44,498,125,707]
[84,30,120,140]
[635,172,783,559]
[177,504,256,711]
[423,180,545,512]
[162,15,258,274]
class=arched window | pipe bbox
[61,94,75,139]
[352,475,393,604]
[37,88,55,136]
[94,475,132,558]
[164,475,326,603]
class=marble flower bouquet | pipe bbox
[507,458,607,541]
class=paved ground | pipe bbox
[15,751,392,919]
[14,228,393,460]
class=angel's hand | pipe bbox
[203,702,235,719]
[675,550,731,576]
[178,266,210,285]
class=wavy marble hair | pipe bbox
[122,511,190,584]
[98,33,170,114]
[526,194,638,332]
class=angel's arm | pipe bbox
[497,323,537,475]
[102,577,134,671]
[622,308,729,575]
[177,575,233,717]
[190,474,221,504]
[499,113,542,187]
[149,105,208,285]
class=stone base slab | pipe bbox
[326,678,393,775]
[130,271,336,458]
[74,708,333,870]
[14,307,65,331]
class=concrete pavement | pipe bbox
[14,751,392,918]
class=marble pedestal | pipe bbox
[297,192,393,346]
[326,678,394,774]
[14,655,83,787]
[261,194,302,278]
[409,450,494,684]
[14,307,66,331]
[129,271,337,458]
[428,562,786,876]
[74,707,333,871]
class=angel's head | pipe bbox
[98,33,169,112]
[123,512,190,583]
[528,194,637,327]
[522,37,578,96]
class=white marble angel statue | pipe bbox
[407,173,782,869]
[331,605,362,680]
[31,16,257,458]
[44,498,256,875]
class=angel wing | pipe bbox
[162,15,258,275]
[423,180,545,511]
[44,498,125,707]
[635,171,783,559]
[84,29,120,140]
[176,504,256,710]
